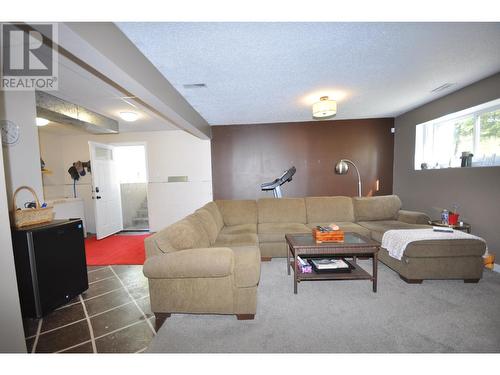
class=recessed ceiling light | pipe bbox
[36,117,49,126]
[119,112,139,122]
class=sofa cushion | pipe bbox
[353,195,402,221]
[156,218,209,252]
[220,223,257,235]
[397,210,431,225]
[214,233,259,247]
[305,196,355,223]
[259,242,287,258]
[258,222,310,242]
[185,214,211,248]
[216,199,258,226]
[370,231,384,243]
[193,208,219,244]
[258,198,307,223]
[232,246,261,287]
[307,222,370,238]
[150,230,175,254]
[145,234,170,257]
[202,201,224,232]
[357,220,430,242]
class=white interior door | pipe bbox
[89,142,123,240]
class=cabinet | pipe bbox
[11,219,88,318]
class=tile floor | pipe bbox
[23,265,156,353]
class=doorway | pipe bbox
[114,144,149,232]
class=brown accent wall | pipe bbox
[211,118,394,200]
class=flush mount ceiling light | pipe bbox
[312,96,337,120]
[119,111,139,122]
[36,117,49,126]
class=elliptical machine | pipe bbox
[260,166,296,198]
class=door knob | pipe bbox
[96,196,101,199]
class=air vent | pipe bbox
[36,91,118,134]
[182,83,207,89]
[168,176,188,182]
[431,83,454,93]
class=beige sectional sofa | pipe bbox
[143,201,261,328]
[143,195,486,325]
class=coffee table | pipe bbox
[285,232,380,294]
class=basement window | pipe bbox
[414,98,500,170]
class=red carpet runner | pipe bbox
[85,234,150,266]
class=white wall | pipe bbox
[39,130,66,199]
[38,129,213,232]
[0,91,44,207]
[0,129,27,353]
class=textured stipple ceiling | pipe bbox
[117,22,500,126]
[54,52,176,133]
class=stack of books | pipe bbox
[308,258,352,273]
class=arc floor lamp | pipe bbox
[335,159,362,197]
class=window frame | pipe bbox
[414,98,500,170]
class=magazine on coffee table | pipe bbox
[308,258,354,274]
[309,258,350,270]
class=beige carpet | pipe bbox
[147,259,500,353]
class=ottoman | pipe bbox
[378,238,486,283]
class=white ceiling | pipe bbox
[117,22,500,125]
[45,51,177,133]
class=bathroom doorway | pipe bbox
[114,143,149,231]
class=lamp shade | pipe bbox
[335,160,349,174]
[312,96,337,119]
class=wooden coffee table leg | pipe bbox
[287,244,291,275]
[373,251,378,293]
[294,253,298,294]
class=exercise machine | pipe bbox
[260,166,296,198]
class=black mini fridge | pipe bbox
[11,219,89,318]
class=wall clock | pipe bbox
[1,120,20,146]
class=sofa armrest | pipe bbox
[144,235,164,258]
[143,247,234,279]
[397,210,430,225]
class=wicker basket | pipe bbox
[11,186,53,228]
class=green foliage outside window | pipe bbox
[480,110,500,139]
[453,117,474,156]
